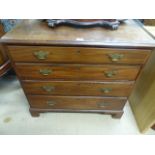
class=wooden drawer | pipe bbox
[23,81,134,97]
[15,64,140,81]
[8,46,151,64]
[28,95,126,110]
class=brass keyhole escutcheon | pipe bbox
[76,50,81,54]
[100,88,112,93]
[46,101,56,106]
[42,85,55,92]
[97,102,109,108]
[104,70,117,78]
[39,69,52,76]
[34,51,49,60]
[108,53,124,62]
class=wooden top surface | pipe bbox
[1,20,155,48]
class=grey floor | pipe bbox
[0,74,155,135]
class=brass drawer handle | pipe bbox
[42,85,55,92]
[34,51,49,60]
[97,102,109,108]
[39,69,52,75]
[47,101,56,106]
[100,88,112,93]
[104,70,117,78]
[108,53,124,62]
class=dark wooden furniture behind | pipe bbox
[0,23,11,77]
[1,19,155,118]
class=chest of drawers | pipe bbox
[1,19,155,118]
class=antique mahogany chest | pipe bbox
[1,19,155,118]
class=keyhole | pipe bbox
[77,50,81,54]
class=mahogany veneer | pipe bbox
[8,46,150,64]
[22,81,134,97]
[15,64,140,81]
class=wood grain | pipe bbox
[22,80,134,97]
[1,20,155,48]
[28,95,126,110]
[15,63,141,81]
[8,46,151,64]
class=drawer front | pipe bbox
[16,64,140,81]
[23,81,134,97]
[8,46,151,64]
[28,95,126,110]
